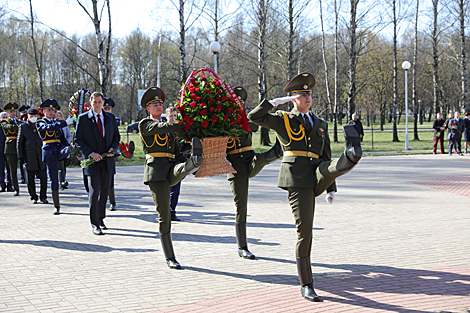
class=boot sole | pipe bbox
[191,137,203,156]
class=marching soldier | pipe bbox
[1,102,22,196]
[36,99,75,214]
[248,72,362,302]
[138,86,203,269]
[226,86,283,259]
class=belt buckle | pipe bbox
[238,148,243,153]
[307,151,312,157]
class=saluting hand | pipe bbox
[269,95,300,106]
[325,191,336,204]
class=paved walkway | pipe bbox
[1,154,469,312]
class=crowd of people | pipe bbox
[433,111,470,155]
[1,72,363,303]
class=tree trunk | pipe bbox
[287,0,294,80]
[392,0,399,142]
[333,0,339,142]
[29,0,44,102]
[179,0,187,85]
[258,0,270,146]
[319,0,333,140]
[346,0,358,120]
[432,0,440,115]
[458,0,467,111]
[412,0,420,141]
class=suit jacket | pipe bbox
[36,118,70,161]
[1,118,21,155]
[248,99,336,192]
[17,121,46,171]
[75,110,120,176]
[226,121,258,179]
[433,118,445,137]
[0,123,6,156]
[464,118,470,142]
[138,118,186,184]
[447,118,465,140]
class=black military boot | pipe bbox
[263,139,283,163]
[297,256,321,302]
[236,222,255,259]
[160,232,181,269]
[52,190,60,215]
[108,187,116,211]
[184,137,203,174]
[128,141,135,158]
[336,124,362,174]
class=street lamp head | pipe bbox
[210,41,220,53]
[402,61,411,70]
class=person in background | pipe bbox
[0,111,14,193]
[349,113,364,142]
[17,108,48,204]
[463,112,470,153]
[1,102,21,196]
[165,106,191,222]
[56,110,72,190]
[432,112,446,154]
[18,105,30,185]
[447,112,465,156]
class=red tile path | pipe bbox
[410,175,470,198]
[159,265,470,313]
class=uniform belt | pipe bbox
[6,136,17,140]
[146,152,175,159]
[284,150,319,159]
[226,146,253,155]
[43,139,61,144]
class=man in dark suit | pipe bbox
[448,111,465,156]
[349,113,364,142]
[17,108,48,204]
[0,111,14,192]
[248,72,362,302]
[75,92,120,235]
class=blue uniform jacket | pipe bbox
[36,118,70,162]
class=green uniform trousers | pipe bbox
[229,154,268,223]
[288,157,344,258]
[6,154,18,191]
[148,163,190,235]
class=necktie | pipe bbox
[304,114,312,132]
[97,114,104,137]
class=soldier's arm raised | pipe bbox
[138,119,182,136]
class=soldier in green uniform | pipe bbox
[248,72,362,302]
[1,102,21,196]
[226,86,283,259]
[138,86,203,270]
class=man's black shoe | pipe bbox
[171,213,180,221]
[41,198,49,204]
[53,207,60,215]
[92,225,103,235]
[108,203,116,211]
[31,199,38,204]
[20,178,26,184]
[238,247,255,259]
[14,190,19,196]
[166,258,181,269]
[100,223,107,230]
[300,283,321,302]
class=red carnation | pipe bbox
[184,123,191,131]
[217,106,221,112]
[230,119,236,125]
[214,81,220,86]
[190,88,195,93]
[191,93,196,99]
[189,117,194,124]
[227,108,234,114]
[201,110,207,116]
[236,116,241,122]
[222,96,227,101]
[190,101,197,108]
[206,89,211,93]
[223,115,228,121]
[195,87,200,91]
[216,89,222,95]
[208,98,214,103]
[200,102,206,107]
[212,116,218,123]
[196,96,201,101]
[202,121,209,128]
[210,107,215,112]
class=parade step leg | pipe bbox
[296,256,320,302]
[337,125,363,174]
[263,138,283,163]
[236,222,255,259]
[160,232,181,269]
[52,190,60,215]
[108,187,116,211]
[184,137,203,174]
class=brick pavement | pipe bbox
[0,154,469,312]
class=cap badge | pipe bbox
[302,73,309,76]
[303,84,308,89]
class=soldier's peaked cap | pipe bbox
[40,98,59,110]
[141,87,165,109]
[4,102,19,111]
[104,97,115,108]
[233,86,248,102]
[284,72,316,94]
[19,105,31,113]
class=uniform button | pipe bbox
[308,137,311,140]
[309,144,311,147]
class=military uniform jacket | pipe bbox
[248,99,336,192]
[17,121,46,171]
[36,118,70,161]
[138,118,186,184]
[1,118,21,155]
[226,122,258,179]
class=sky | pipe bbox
[7,0,183,39]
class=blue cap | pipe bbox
[104,97,115,108]
[40,98,59,110]
[19,105,31,113]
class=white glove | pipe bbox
[325,191,336,204]
[269,95,300,106]
[66,116,75,125]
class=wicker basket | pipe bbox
[194,136,236,178]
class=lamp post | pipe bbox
[210,41,220,73]
[402,61,411,150]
